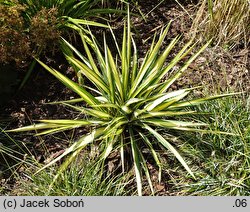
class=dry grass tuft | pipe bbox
[191,0,250,49]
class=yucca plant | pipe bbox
[0,0,113,36]
[17,0,122,25]
[16,0,130,46]
[8,12,237,195]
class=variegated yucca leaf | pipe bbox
[15,0,123,90]
[8,10,238,195]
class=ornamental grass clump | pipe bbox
[192,0,250,49]
[9,13,237,195]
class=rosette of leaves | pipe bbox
[9,14,236,195]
